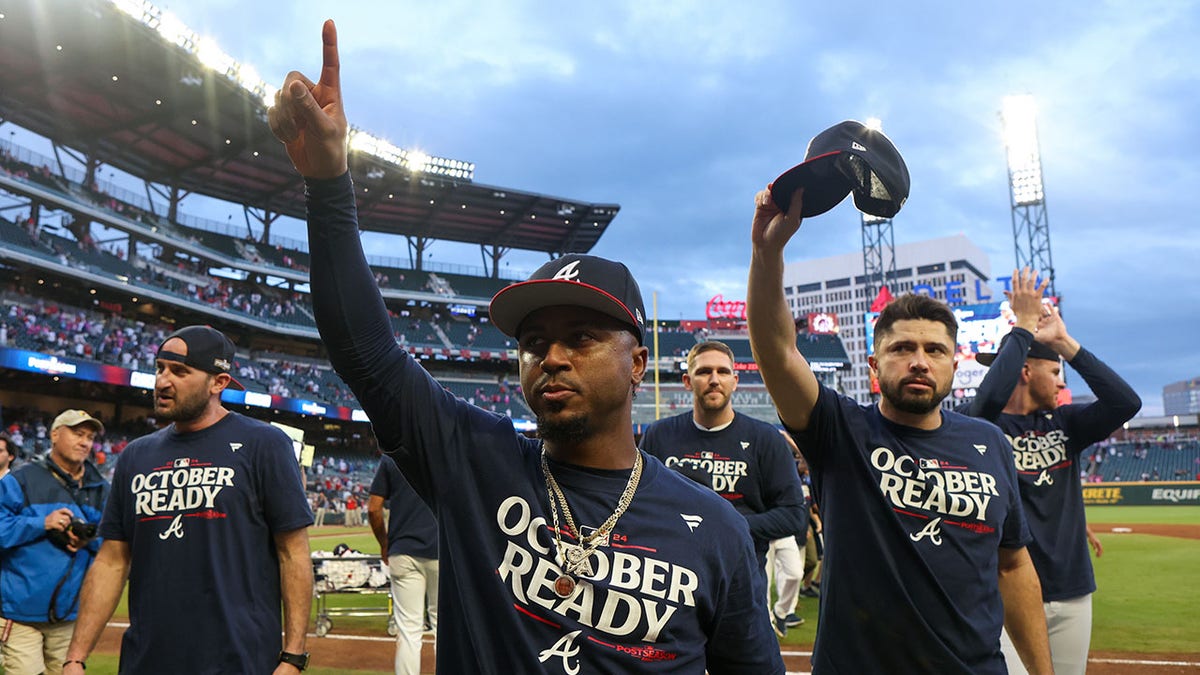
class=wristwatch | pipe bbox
[278,651,309,671]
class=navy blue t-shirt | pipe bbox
[640,412,806,560]
[793,386,1030,674]
[306,172,784,675]
[970,343,1141,601]
[369,456,437,560]
[98,412,314,674]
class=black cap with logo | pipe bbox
[157,325,246,390]
[489,254,647,345]
[770,120,910,219]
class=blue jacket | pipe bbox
[0,458,108,623]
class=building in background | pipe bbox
[1164,377,1200,416]
[783,234,997,404]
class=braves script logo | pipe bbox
[494,496,698,643]
[552,260,582,281]
[539,630,582,674]
[909,517,944,545]
[1034,470,1054,486]
[1007,429,1070,472]
[871,447,999,521]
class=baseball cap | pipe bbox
[976,331,1059,367]
[489,254,647,344]
[51,409,104,434]
[157,325,246,390]
[770,120,910,219]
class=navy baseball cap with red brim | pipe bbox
[770,120,910,219]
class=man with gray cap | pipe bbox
[0,409,107,675]
[267,20,783,674]
[64,326,314,675]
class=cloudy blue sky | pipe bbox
[116,2,1200,414]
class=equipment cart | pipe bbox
[311,553,397,637]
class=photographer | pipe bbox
[0,410,108,675]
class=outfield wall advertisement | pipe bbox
[1081,482,1200,506]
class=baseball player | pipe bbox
[268,20,784,674]
[967,272,1141,675]
[746,185,1053,673]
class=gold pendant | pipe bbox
[553,575,576,598]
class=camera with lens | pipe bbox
[69,519,98,540]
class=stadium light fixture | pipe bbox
[105,0,474,180]
[1002,95,1044,206]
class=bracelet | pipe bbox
[64,659,87,670]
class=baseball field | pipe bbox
[5,504,1197,674]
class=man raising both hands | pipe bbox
[745,185,1053,674]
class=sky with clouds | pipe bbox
[66,1,1200,414]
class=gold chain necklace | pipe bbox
[541,447,643,598]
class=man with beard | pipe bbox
[746,186,1052,674]
[639,341,805,633]
[265,21,783,674]
[63,326,314,675]
[968,298,1140,675]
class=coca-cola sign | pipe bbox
[705,294,746,321]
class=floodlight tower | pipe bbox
[1001,95,1057,296]
[860,118,897,304]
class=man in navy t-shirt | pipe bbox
[368,456,438,675]
[640,341,805,630]
[746,185,1053,674]
[64,326,314,675]
[968,284,1140,675]
[268,21,783,674]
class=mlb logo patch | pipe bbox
[701,452,714,459]
[919,458,940,470]
[173,458,191,468]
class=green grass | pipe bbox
[778,506,1200,653]
[1089,532,1200,652]
[1086,504,1200,525]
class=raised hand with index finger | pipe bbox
[268,19,348,179]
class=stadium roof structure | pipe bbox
[0,0,620,262]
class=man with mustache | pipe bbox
[746,186,1052,673]
[640,341,805,635]
[266,20,784,673]
[64,326,314,674]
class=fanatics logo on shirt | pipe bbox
[680,514,703,532]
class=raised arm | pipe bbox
[964,268,1047,420]
[269,21,455,501]
[746,188,820,431]
[1037,306,1141,443]
[268,19,347,181]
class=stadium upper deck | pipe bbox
[0,0,620,264]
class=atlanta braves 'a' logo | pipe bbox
[909,517,943,545]
[551,260,582,282]
[158,514,185,540]
[539,630,582,674]
[1034,470,1054,486]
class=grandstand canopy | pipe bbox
[0,0,619,256]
